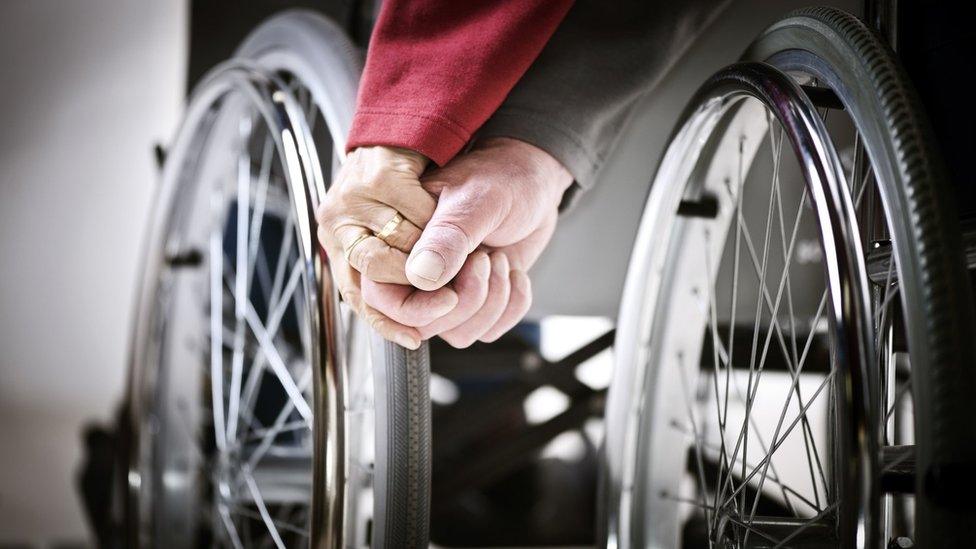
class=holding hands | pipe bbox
[316,137,572,349]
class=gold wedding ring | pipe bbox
[374,212,403,242]
[344,233,370,262]
[344,212,402,263]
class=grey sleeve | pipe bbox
[477,0,730,195]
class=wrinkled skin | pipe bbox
[316,137,572,348]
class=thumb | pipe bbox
[406,191,497,291]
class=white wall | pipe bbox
[0,1,186,543]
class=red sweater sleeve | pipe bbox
[346,0,574,166]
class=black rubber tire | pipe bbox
[745,7,976,547]
[372,337,432,549]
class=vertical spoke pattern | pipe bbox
[200,89,318,546]
[660,104,890,548]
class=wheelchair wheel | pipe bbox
[603,8,976,548]
[123,11,430,548]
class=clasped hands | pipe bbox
[316,137,572,349]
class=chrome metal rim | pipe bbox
[604,62,880,548]
[124,60,358,547]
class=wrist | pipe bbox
[475,137,574,196]
[350,145,430,177]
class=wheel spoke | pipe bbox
[241,420,309,444]
[711,337,809,515]
[242,467,287,549]
[238,259,304,436]
[733,188,832,503]
[227,119,254,445]
[745,291,830,527]
[768,117,827,510]
[721,365,834,509]
[237,217,298,434]
[229,504,308,537]
[672,420,820,512]
[217,502,246,549]
[725,171,744,433]
[884,380,912,424]
[268,215,296,316]
[228,136,273,442]
[740,133,780,518]
[721,133,788,516]
[244,302,313,422]
[675,351,715,528]
[703,229,737,519]
[770,502,839,549]
[247,367,313,470]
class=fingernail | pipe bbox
[408,250,445,282]
[395,333,421,350]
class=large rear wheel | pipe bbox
[602,9,976,549]
[123,11,431,548]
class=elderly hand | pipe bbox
[397,137,573,347]
[315,146,459,350]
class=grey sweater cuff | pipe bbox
[477,0,730,208]
[477,108,603,190]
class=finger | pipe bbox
[501,211,557,271]
[372,212,423,253]
[380,180,438,229]
[329,259,422,349]
[479,269,532,343]
[337,225,410,284]
[417,251,491,339]
[406,190,500,291]
[361,278,459,327]
[439,251,511,348]
[360,302,424,350]
[356,206,423,253]
[342,145,436,227]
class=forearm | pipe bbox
[477,0,730,192]
[347,0,574,166]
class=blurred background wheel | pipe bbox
[122,12,431,548]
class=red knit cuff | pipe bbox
[346,108,471,166]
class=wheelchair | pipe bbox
[118,2,976,548]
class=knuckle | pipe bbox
[392,304,419,326]
[314,201,328,219]
[512,274,532,302]
[416,324,439,341]
[364,309,385,331]
[340,287,361,307]
[356,167,387,194]
[427,220,472,254]
[351,243,374,276]
[391,226,420,252]
[316,226,330,247]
